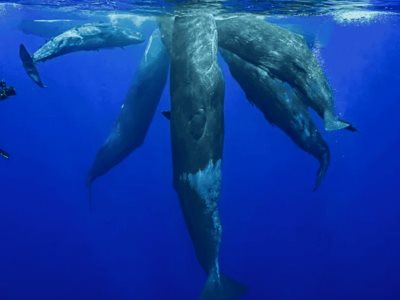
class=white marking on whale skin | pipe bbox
[180,159,223,237]
[144,33,154,63]
[33,19,73,23]
[105,122,122,144]
[181,159,222,211]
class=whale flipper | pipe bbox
[201,272,247,300]
[324,111,355,132]
[19,44,45,88]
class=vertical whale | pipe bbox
[87,29,169,188]
[217,16,355,132]
[170,14,246,299]
[221,48,330,190]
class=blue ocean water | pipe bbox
[0,2,400,299]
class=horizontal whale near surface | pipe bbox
[19,23,145,87]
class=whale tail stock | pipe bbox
[19,44,46,88]
[200,272,247,300]
[323,111,356,132]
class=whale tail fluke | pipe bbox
[323,111,354,132]
[200,273,247,300]
[19,44,46,88]
[313,150,330,192]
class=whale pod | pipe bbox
[170,14,246,300]
[87,29,169,188]
[217,16,355,132]
[20,23,145,87]
[221,48,330,190]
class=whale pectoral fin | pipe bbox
[323,111,354,132]
[200,272,247,300]
[19,44,46,88]
[161,110,171,120]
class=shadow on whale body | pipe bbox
[19,23,145,87]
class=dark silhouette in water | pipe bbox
[0,80,16,160]
[19,44,46,88]
[0,148,10,160]
[0,80,16,101]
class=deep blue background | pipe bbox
[1,6,400,300]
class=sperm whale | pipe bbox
[217,16,355,132]
[170,14,246,300]
[19,23,144,87]
[87,29,169,190]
